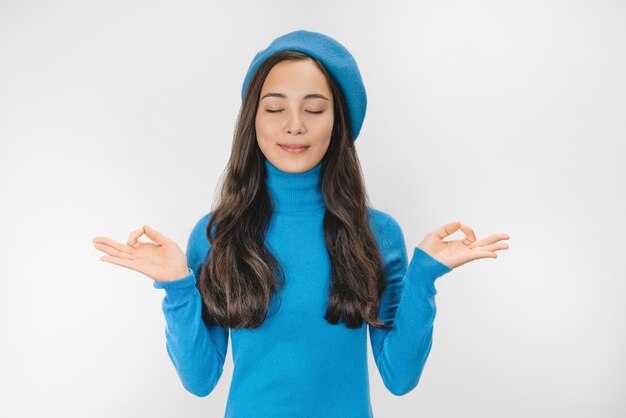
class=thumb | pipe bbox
[432,220,461,240]
[142,225,170,245]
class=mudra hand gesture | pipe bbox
[418,221,510,270]
[92,225,189,283]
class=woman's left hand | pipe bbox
[417,221,510,270]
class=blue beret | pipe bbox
[241,29,367,142]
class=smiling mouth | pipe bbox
[279,144,309,153]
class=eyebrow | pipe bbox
[260,92,329,101]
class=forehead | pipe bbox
[261,59,331,96]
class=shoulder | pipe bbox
[188,210,214,242]
[190,210,213,237]
[367,207,406,257]
[368,207,403,237]
[186,210,215,262]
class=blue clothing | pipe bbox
[153,158,452,417]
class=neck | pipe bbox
[263,158,326,213]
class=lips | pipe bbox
[279,144,309,154]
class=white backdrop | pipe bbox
[1,1,624,417]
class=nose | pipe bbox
[285,112,305,135]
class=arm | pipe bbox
[369,215,451,396]
[153,212,229,397]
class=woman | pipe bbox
[93,29,510,417]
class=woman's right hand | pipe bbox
[93,225,190,283]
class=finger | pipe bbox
[468,233,510,249]
[460,251,497,265]
[92,236,134,255]
[94,242,133,260]
[99,255,137,271]
[142,225,170,245]
[127,228,145,246]
[474,242,509,253]
[432,221,461,240]
[458,223,477,245]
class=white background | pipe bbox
[1,1,624,417]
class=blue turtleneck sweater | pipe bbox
[153,158,452,417]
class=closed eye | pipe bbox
[265,110,324,114]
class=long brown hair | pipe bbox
[198,50,390,331]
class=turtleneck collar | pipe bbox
[263,158,326,213]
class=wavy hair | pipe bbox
[198,50,390,331]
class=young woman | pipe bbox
[93,29,510,417]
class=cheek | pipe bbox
[257,113,281,129]
[310,118,333,151]
[255,115,274,142]
[317,114,334,138]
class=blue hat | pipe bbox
[241,29,367,142]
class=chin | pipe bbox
[274,158,315,174]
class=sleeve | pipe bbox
[152,212,229,397]
[368,215,452,396]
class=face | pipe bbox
[255,58,334,174]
